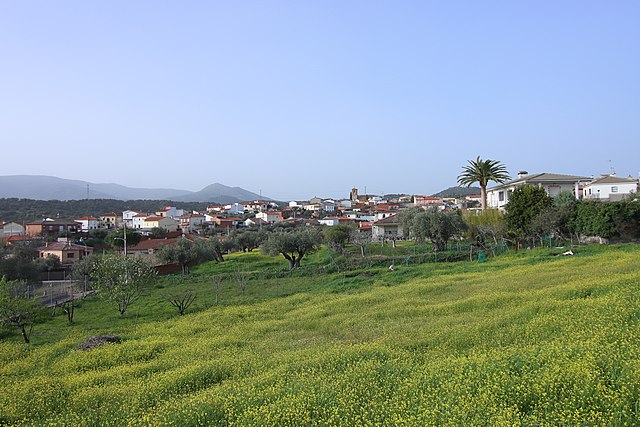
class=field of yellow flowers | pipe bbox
[2,245,640,426]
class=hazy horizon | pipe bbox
[1,2,638,200]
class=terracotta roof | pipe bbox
[129,238,178,251]
[144,217,165,222]
[373,214,400,225]
[76,217,98,221]
[6,235,31,242]
[133,212,149,217]
[101,212,119,217]
[38,242,89,251]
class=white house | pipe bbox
[156,206,184,219]
[338,199,353,209]
[318,217,341,226]
[132,213,150,229]
[487,172,592,209]
[583,175,638,201]
[0,222,25,238]
[225,203,245,215]
[371,214,405,240]
[179,214,206,232]
[75,217,99,232]
[256,211,284,223]
[289,200,307,208]
[143,216,179,232]
[244,217,267,227]
[122,210,140,227]
[322,202,336,213]
[243,201,270,212]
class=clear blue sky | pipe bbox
[1,1,638,200]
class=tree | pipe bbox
[165,290,196,316]
[87,254,155,316]
[149,227,167,239]
[156,238,201,275]
[400,208,467,250]
[457,156,510,210]
[504,185,553,241]
[105,228,141,252]
[0,276,42,343]
[0,242,41,282]
[200,237,231,263]
[553,191,579,237]
[261,228,323,269]
[230,229,268,252]
[324,223,355,254]
[351,230,371,258]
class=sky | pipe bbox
[1,1,638,200]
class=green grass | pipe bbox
[2,244,640,425]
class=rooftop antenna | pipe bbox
[609,160,616,176]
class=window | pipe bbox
[611,186,618,193]
[498,191,504,202]
[67,252,75,258]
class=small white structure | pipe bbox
[583,175,637,201]
[256,211,284,223]
[0,222,25,238]
[371,214,405,240]
[122,210,140,227]
[143,216,179,232]
[226,203,245,215]
[132,213,150,229]
[156,206,184,219]
[179,214,206,232]
[318,217,341,226]
[75,217,99,232]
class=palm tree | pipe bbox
[457,156,510,210]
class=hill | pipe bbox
[0,175,266,202]
[432,185,481,198]
[1,245,640,425]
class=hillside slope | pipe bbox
[1,246,639,425]
[0,175,265,202]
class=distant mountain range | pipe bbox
[0,175,267,203]
[431,186,481,198]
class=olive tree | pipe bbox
[88,254,155,316]
[400,208,467,251]
[261,228,323,269]
[324,223,355,254]
[0,276,42,343]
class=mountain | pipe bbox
[431,186,481,198]
[0,175,266,203]
[170,183,265,203]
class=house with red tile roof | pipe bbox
[37,241,93,265]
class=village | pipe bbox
[0,170,637,272]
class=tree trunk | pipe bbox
[20,325,30,344]
[481,185,488,210]
[360,246,365,257]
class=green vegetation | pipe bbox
[0,198,212,223]
[457,156,510,210]
[1,244,640,425]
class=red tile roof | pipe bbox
[129,238,178,251]
[144,217,165,222]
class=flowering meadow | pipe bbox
[1,245,640,426]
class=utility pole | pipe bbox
[123,222,127,256]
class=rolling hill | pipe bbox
[0,175,266,202]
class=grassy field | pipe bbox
[2,244,640,426]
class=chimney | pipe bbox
[517,171,528,179]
